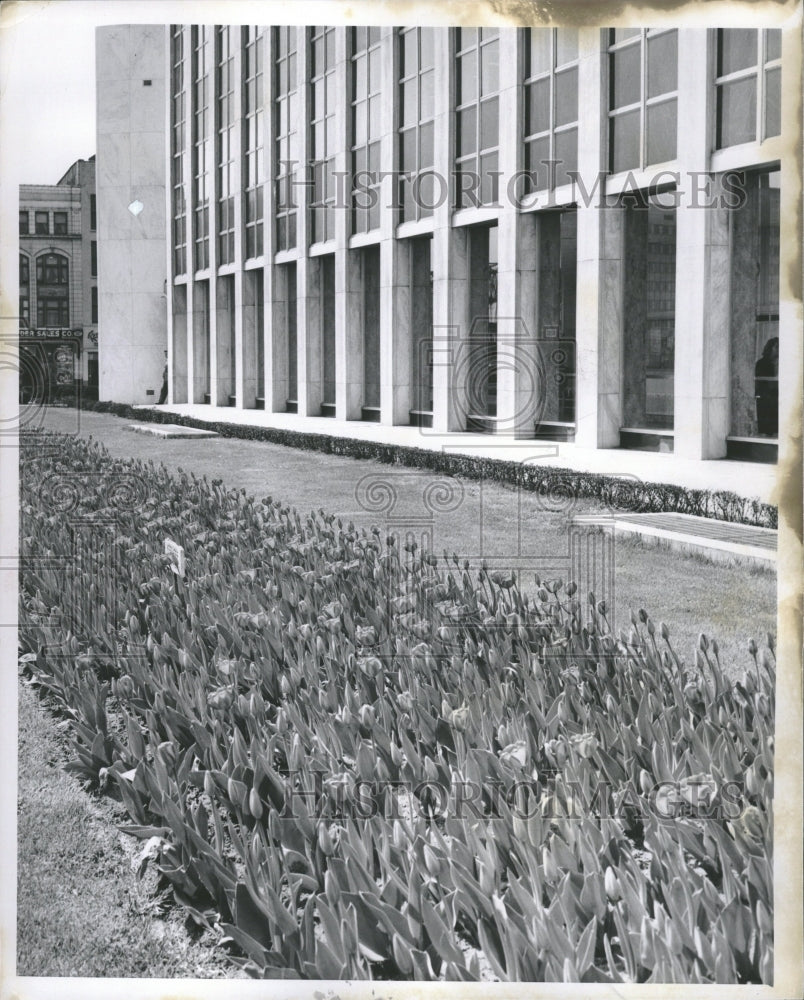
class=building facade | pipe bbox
[100,23,795,465]
[19,157,98,401]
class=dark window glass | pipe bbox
[19,255,29,285]
[647,32,678,98]
[554,67,578,127]
[91,241,97,277]
[91,286,98,323]
[765,67,781,138]
[611,44,640,108]
[610,109,640,172]
[717,77,757,148]
[35,211,49,234]
[19,211,28,235]
[646,99,677,164]
[718,28,757,76]
[53,211,68,235]
[90,195,96,231]
[766,29,781,62]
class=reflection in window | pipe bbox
[409,236,433,417]
[466,224,498,423]
[399,28,435,222]
[729,169,780,439]
[523,28,579,193]
[622,193,676,430]
[243,26,264,259]
[608,29,678,173]
[310,26,337,243]
[535,209,577,428]
[351,28,383,234]
[455,28,500,208]
[716,29,781,149]
[216,26,237,265]
[275,27,298,251]
[36,253,69,285]
[170,25,188,274]
[192,27,212,270]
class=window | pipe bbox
[310,26,338,243]
[38,298,70,328]
[216,26,236,265]
[275,27,299,251]
[192,26,212,270]
[729,169,780,439]
[91,241,97,277]
[19,255,30,328]
[399,28,435,222]
[91,286,98,324]
[523,28,579,193]
[622,192,677,430]
[243,26,265,259]
[608,28,678,173]
[351,27,383,234]
[53,211,68,235]
[171,25,188,274]
[90,194,97,231]
[19,211,29,235]
[716,29,781,149]
[455,28,500,207]
[36,252,69,285]
[35,211,49,235]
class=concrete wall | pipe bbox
[96,25,167,404]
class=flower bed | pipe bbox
[19,430,774,983]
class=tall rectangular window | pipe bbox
[216,26,236,265]
[171,25,188,274]
[91,240,97,277]
[622,192,676,430]
[351,27,382,234]
[19,211,29,235]
[275,27,299,251]
[399,28,435,222]
[716,29,781,149]
[53,211,68,235]
[19,255,30,328]
[35,211,49,235]
[192,26,212,270]
[90,194,96,231]
[243,26,264,259]
[523,28,579,192]
[91,286,98,323]
[310,26,337,243]
[455,28,500,208]
[608,28,678,173]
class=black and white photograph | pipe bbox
[1,0,802,996]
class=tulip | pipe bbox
[604,866,621,902]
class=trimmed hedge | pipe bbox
[73,400,776,530]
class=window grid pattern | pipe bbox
[715,29,782,149]
[35,212,49,235]
[19,254,29,327]
[36,252,69,328]
[608,28,678,173]
[310,26,338,243]
[523,28,579,193]
[351,27,383,234]
[171,26,188,274]
[192,26,212,271]
[455,28,500,208]
[275,26,299,251]
[243,26,265,259]
[399,28,435,222]
[53,212,68,235]
[216,26,236,265]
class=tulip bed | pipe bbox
[19,430,774,983]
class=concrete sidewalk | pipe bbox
[140,403,779,505]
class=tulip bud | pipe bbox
[249,787,264,820]
[318,823,334,856]
[542,846,559,883]
[604,866,621,902]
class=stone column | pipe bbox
[379,28,409,425]
[673,29,729,459]
[295,28,322,417]
[574,27,621,449]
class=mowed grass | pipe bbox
[37,406,776,675]
[17,676,244,978]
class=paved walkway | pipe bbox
[141,403,779,504]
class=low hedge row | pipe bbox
[67,400,776,529]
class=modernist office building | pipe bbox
[99,23,794,465]
[19,157,99,400]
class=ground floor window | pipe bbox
[409,235,433,420]
[535,207,577,431]
[320,256,336,413]
[622,191,676,431]
[729,168,780,439]
[362,246,381,417]
[282,263,297,409]
[195,279,211,402]
[252,270,265,403]
[465,223,498,425]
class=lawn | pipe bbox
[37,406,776,677]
